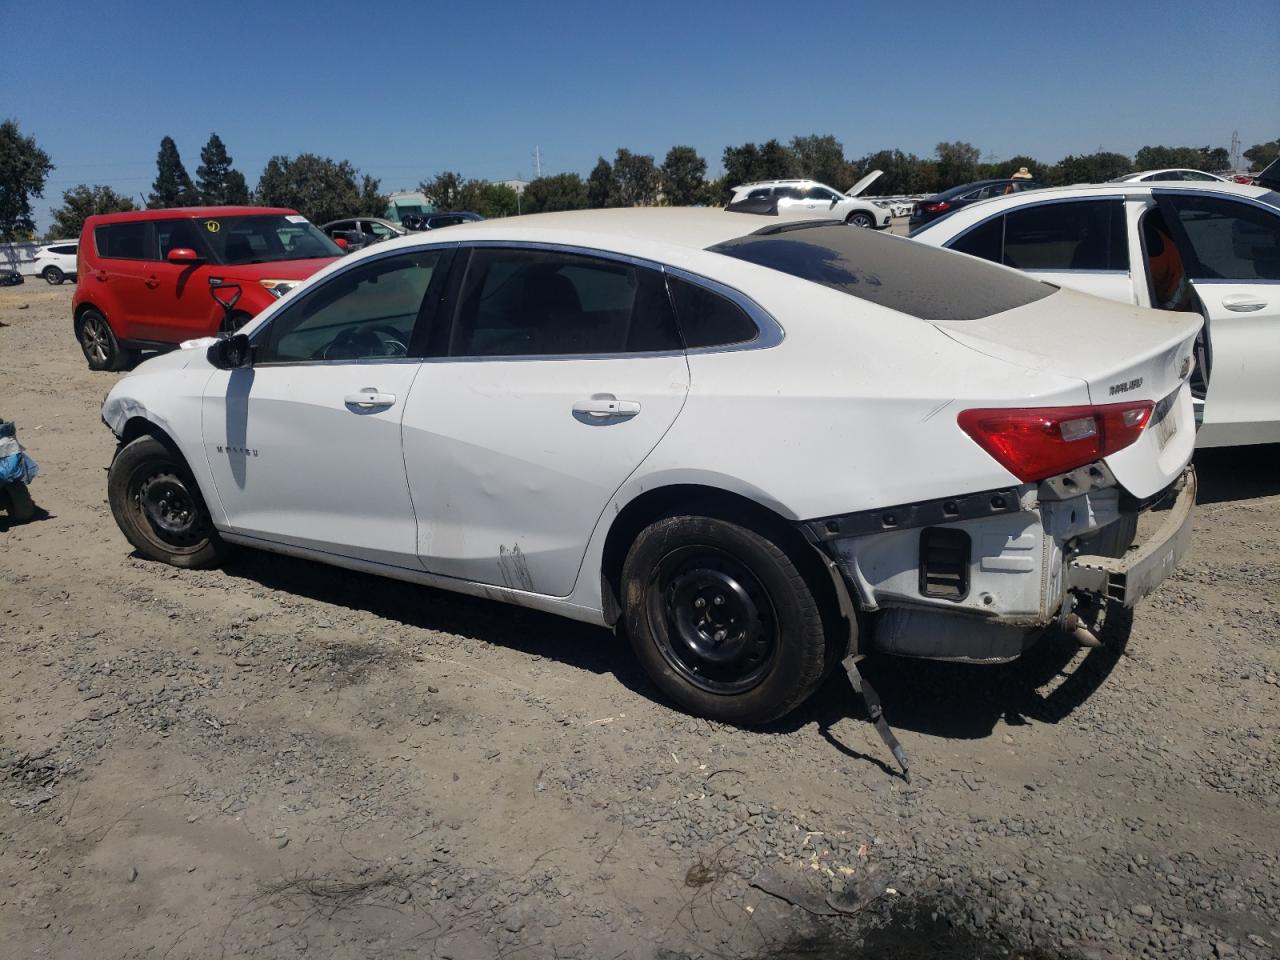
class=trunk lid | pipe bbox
[846,170,884,197]
[937,286,1201,498]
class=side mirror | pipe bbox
[334,236,350,251]
[207,333,253,370]
[167,247,202,264]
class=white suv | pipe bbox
[31,240,78,285]
[728,171,890,229]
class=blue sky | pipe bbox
[4,0,1277,230]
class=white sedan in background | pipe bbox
[911,181,1280,448]
[101,209,1197,727]
[1109,169,1229,183]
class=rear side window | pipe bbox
[667,276,758,348]
[709,224,1054,322]
[1002,200,1127,271]
[449,248,682,357]
[94,222,149,260]
[1161,194,1280,281]
[746,188,772,200]
[49,244,77,255]
[948,200,1128,272]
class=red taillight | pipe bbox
[957,401,1155,482]
[922,201,952,214]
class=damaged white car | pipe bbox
[101,209,1198,740]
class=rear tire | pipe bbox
[43,266,65,285]
[107,436,230,568]
[846,211,875,228]
[76,308,133,371]
[622,515,828,725]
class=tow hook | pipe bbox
[842,654,911,783]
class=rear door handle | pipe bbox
[573,397,640,418]
[145,276,160,289]
[344,390,396,409]
[1221,294,1267,313]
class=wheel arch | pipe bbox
[596,482,843,644]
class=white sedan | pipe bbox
[101,209,1198,726]
[910,181,1280,448]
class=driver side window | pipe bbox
[255,251,444,364]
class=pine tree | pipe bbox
[196,133,249,205]
[148,136,197,208]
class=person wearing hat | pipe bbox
[1010,166,1033,180]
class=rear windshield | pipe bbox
[708,223,1054,322]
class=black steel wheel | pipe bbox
[622,514,828,725]
[107,436,229,568]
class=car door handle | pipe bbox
[344,390,396,409]
[145,276,160,288]
[572,397,640,418]
[1221,294,1267,313]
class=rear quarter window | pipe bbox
[708,223,1054,322]
[94,222,150,260]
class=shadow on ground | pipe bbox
[220,546,1131,770]
[1194,442,1280,504]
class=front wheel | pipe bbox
[622,515,828,725]
[846,211,875,228]
[43,266,65,285]
[107,436,230,568]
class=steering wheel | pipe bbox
[319,325,409,361]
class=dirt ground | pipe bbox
[1,281,1278,960]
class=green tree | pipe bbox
[520,173,589,213]
[1199,146,1230,171]
[659,145,706,206]
[419,171,464,209]
[995,154,1046,181]
[0,119,54,241]
[47,184,134,240]
[1244,138,1279,172]
[356,174,387,217]
[1046,151,1132,186]
[611,149,659,206]
[148,136,198,208]
[790,134,852,189]
[195,133,249,205]
[587,156,614,208]
[722,139,797,187]
[256,153,377,223]
[852,150,938,195]
[451,180,520,218]
[934,141,981,188]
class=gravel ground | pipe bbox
[1,282,1278,960]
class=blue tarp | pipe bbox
[0,419,37,484]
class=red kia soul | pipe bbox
[73,206,342,370]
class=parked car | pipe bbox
[101,209,1197,725]
[0,268,22,286]
[909,181,1280,448]
[908,179,1045,230]
[73,206,342,371]
[401,211,484,231]
[32,240,79,284]
[320,217,407,252]
[727,172,889,228]
[1108,169,1229,183]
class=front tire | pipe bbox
[43,266,65,285]
[107,436,229,568]
[846,211,875,228]
[622,515,828,725]
[76,309,132,371]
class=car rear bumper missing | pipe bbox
[1065,466,1196,607]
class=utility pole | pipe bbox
[1230,130,1241,172]
[532,145,542,179]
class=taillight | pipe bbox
[957,401,1155,482]
[923,201,952,214]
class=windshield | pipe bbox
[709,222,1054,322]
[198,214,342,265]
